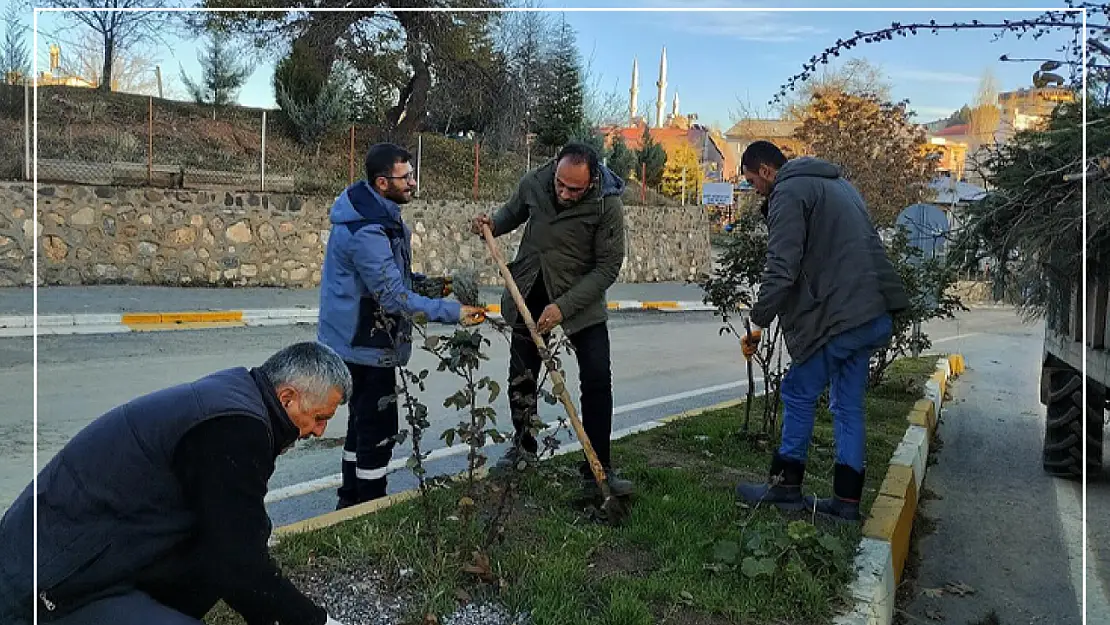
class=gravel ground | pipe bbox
[290,565,531,625]
[440,603,532,625]
[290,567,409,625]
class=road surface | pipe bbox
[903,316,1109,624]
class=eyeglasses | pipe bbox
[383,172,416,182]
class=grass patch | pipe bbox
[206,358,936,625]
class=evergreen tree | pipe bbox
[636,124,667,186]
[1,4,29,84]
[181,30,252,108]
[607,133,636,180]
[273,39,327,108]
[535,17,584,152]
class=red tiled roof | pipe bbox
[934,123,970,137]
[601,124,694,153]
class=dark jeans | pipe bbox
[508,282,615,466]
[779,313,894,472]
[338,362,399,504]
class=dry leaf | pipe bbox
[922,587,944,598]
[454,588,472,603]
[461,551,497,584]
[422,614,439,625]
[926,608,944,620]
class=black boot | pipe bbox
[493,421,540,472]
[809,463,865,523]
[736,452,806,511]
[578,461,635,498]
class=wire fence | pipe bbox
[0,84,682,206]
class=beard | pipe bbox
[384,185,413,205]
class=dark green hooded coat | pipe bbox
[490,158,627,336]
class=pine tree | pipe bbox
[607,134,636,180]
[636,125,667,187]
[181,31,252,109]
[535,17,584,152]
[1,4,29,84]
[273,39,327,108]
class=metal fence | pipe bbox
[0,84,683,205]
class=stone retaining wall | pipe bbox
[0,183,712,288]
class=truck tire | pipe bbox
[1043,369,1104,479]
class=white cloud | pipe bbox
[912,105,962,118]
[891,69,980,84]
[631,0,830,42]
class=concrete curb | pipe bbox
[0,301,723,337]
[834,353,965,625]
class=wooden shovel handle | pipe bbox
[479,224,611,495]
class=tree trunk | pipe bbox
[98,35,114,92]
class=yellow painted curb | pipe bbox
[274,467,491,538]
[607,301,620,310]
[906,399,937,438]
[642,301,680,310]
[485,304,501,314]
[122,311,245,329]
[862,492,916,585]
[930,370,947,397]
[658,398,745,424]
[120,312,163,325]
[948,354,965,375]
[274,489,421,537]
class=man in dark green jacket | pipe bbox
[471,142,633,496]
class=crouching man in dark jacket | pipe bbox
[734,141,909,522]
[0,342,355,625]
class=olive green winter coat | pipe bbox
[490,158,627,336]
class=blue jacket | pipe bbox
[317,182,461,367]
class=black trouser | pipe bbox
[338,362,399,504]
[508,281,615,467]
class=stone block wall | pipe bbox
[0,183,712,288]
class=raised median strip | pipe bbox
[0,300,723,337]
[836,353,962,625]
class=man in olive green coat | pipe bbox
[471,142,633,496]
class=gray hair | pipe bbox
[259,342,352,407]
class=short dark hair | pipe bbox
[365,143,412,183]
[556,142,600,181]
[740,140,787,173]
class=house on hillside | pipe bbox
[34,44,101,89]
[997,86,1076,141]
[723,119,805,170]
[927,123,972,181]
[600,119,730,183]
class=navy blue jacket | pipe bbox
[0,368,325,624]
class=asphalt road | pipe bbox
[902,317,1109,624]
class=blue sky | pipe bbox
[19,0,1080,128]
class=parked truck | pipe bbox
[1040,273,1109,480]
